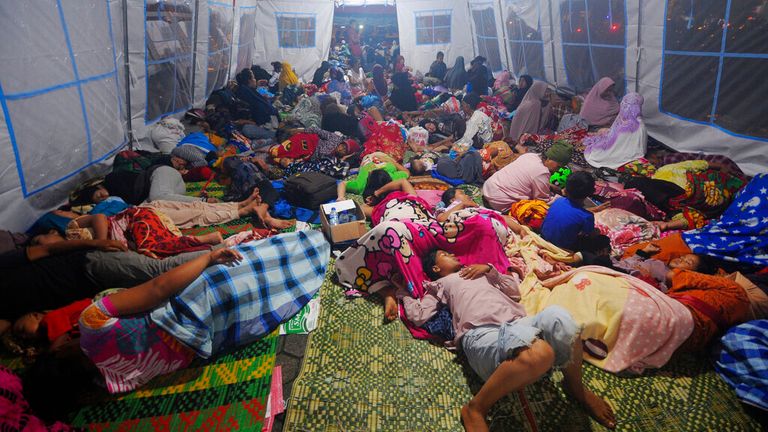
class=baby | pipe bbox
[404,249,616,431]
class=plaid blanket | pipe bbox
[716,319,768,410]
[150,230,330,358]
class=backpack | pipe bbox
[104,164,163,205]
[283,172,338,209]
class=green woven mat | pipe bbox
[284,261,761,432]
[70,332,279,431]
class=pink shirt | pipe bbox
[400,266,525,347]
[482,153,552,211]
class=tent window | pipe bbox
[0,0,126,197]
[145,0,195,123]
[415,10,452,45]
[236,8,257,72]
[472,6,503,72]
[560,0,626,93]
[276,13,316,48]
[661,0,768,140]
[505,0,545,79]
[206,3,234,96]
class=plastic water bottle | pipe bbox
[329,208,339,226]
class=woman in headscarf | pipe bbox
[509,74,532,111]
[508,80,552,142]
[327,67,353,106]
[389,72,418,112]
[467,56,489,96]
[278,61,299,91]
[584,92,647,169]
[235,68,278,125]
[369,64,388,98]
[312,61,330,86]
[580,77,619,127]
[444,56,468,91]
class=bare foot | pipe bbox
[383,293,398,322]
[577,390,616,429]
[239,188,261,208]
[196,232,224,245]
[460,404,489,432]
[264,217,295,230]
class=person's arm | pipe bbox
[26,239,127,262]
[398,286,441,326]
[374,178,415,198]
[392,161,410,174]
[532,174,555,202]
[635,243,661,259]
[484,264,522,301]
[71,214,110,240]
[337,181,348,201]
[105,248,242,316]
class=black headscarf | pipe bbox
[444,56,468,90]
[312,61,331,86]
[510,74,533,111]
[389,72,418,112]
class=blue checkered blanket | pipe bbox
[715,319,768,410]
[150,230,330,358]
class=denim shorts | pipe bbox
[461,306,579,381]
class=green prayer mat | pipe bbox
[70,333,279,431]
[284,261,762,432]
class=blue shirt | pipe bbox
[541,197,594,251]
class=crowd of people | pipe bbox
[2,49,767,431]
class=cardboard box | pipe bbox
[319,200,367,244]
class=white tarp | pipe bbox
[251,0,334,81]
[396,0,474,76]
[468,0,507,74]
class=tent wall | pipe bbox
[0,0,128,232]
[396,0,474,76]
[467,0,507,74]
[251,0,334,81]
[1,0,767,231]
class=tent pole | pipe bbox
[227,1,236,85]
[497,0,511,72]
[634,0,642,92]
[467,1,477,59]
[191,0,201,104]
[121,0,134,148]
[546,0,558,85]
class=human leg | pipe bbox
[461,328,555,432]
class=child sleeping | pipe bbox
[400,248,617,431]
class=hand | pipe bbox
[94,239,128,252]
[206,197,220,203]
[641,244,661,255]
[210,248,243,266]
[589,202,611,213]
[459,264,492,280]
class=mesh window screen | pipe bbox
[661,0,768,139]
[472,6,503,71]
[560,0,626,93]
[236,10,256,72]
[145,0,195,123]
[276,14,316,48]
[206,3,234,95]
[505,0,545,79]
[415,11,452,45]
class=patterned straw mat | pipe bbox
[69,333,279,431]
[284,260,762,432]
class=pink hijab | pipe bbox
[508,80,551,142]
[580,77,619,126]
[493,70,511,90]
